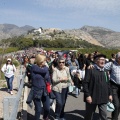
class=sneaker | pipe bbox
[8,89,10,93]
[10,91,13,95]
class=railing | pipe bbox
[3,65,26,120]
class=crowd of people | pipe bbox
[2,48,120,120]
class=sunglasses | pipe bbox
[59,62,65,64]
[7,60,11,62]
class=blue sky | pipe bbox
[0,0,120,32]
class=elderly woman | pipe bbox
[52,57,73,120]
[1,58,16,95]
[31,54,51,120]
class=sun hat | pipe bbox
[107,102,115,112]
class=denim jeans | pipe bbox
[33,95,50,120]
[74,87,80,96]
[5,75,14,91]
[53,88,68,119]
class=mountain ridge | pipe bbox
[0,24,120,48]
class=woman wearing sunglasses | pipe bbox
[52,57,73,120]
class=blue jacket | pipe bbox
[67,59,79,71]
[31,64,51,89]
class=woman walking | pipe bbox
[1,58,16,95]
[52,57,73,120]
[31,54,51,120]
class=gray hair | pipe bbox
[116,52,120,59]
[57,57,65,63]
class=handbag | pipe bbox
[107,102,115,112]
[68,84,75,93]
[44,80,56,99]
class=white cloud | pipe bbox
[35,0,120,15]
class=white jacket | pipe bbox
[1,64,16,78]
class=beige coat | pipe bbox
[52,66,72,93]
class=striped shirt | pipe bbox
[104,61,120,85]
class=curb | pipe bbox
[22,77,28,120]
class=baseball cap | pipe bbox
[94,54,106,60]
[7,58,11,61]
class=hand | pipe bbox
[60,77,68,82]
[88,65,94,69]
[109,95,113,102]
[62,77,68,81]
[86,96,92,104]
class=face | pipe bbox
[7,60,11,64]
[96,57,106,68]
[58,60,65,69]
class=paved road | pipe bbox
[26,88,119,120]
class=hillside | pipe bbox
[0,24,34,40]
[64,29,104,47]
[0,24,120,48]
[80,26,120,48]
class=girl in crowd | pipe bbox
[1,58,16,95]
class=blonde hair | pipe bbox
[35,54,46,65]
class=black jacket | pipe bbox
[83,68,112,104]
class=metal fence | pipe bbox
[3,65,26,120]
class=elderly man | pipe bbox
[83,54,112,120]
[104,52,120,120]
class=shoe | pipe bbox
[75,95,78,98]
[8,89,10,93]
[43,117,50,120]
[10,91,13,95]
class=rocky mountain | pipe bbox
[64,29,104,47]
[0,24,120,48]
[80,26,120,48]
[0,24,34,40]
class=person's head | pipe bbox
[116,52,120,64]
[94,54,106,68]
[71,54,76,62]
[6,58,12,65]
[87,53,94,60]
[52,53,56,58]
[35,54,46,67]
[111,53,116,58]
[57,57,65,69]
[46,56,51,63]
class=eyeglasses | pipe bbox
[59,62,65,64]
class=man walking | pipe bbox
[105,52,120,120]
[83,54,112,120]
